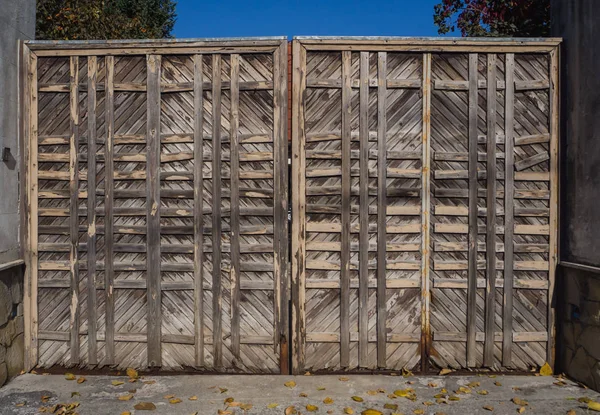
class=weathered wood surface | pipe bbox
[26,40,289,373]
[291,40,558,373]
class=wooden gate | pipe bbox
[291,38,559,373]
[22,38,289,372]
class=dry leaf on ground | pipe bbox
[133,402,156,410]
[306,404,319,412]
[112,380,125,386]
[284,380,296,388]
[65,373,76,381]
[352,396,364,402]
[118,394,134,401]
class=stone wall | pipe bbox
[558,266,600,391]
[0,265,24,387]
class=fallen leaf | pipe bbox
[118,394,134,401]
[65,373,76,381]
[219,388,228,394]
[467,381,480,388]
[384,403,398,410]
[339,376,350,381]
[494,381,502,386]
[188,396,197,401]
[439,368,453,376]
[169,398,182,404]
[567,411,576,415]
[477,390,489,395]
[134,402,156,410]
[224,397,234,404]
[240,403,252,410]
[352,396,364,402]
[299,392,308,398]
[343,408,354,414]
[393,389,409,397]
[77,377,86,384]
[306,404,319,412]
[285,406,298,415]
[41,395,51,402]
[317,386,326,391]
[323,397,334,404]
[126,367,139,380]
[578,397,592,403]
[217,411,233,415]
[518,407,526,414]
[15,402,25,407]
[228,402,242,407]
[112,380,125,386]
[512,397,529,406]
[589,401,600,412]
[483,405,494,411]
[284,380,297,388]
[143,380,156,385]
[540,362,553,376]
[165,394,176,399]
[361,410,383,415]
[448,395,460,401]
[402,367,414,377]
[367,390,378,396]
[413,410,425,415]
[424,401,435,406]
[267,403,279,409]
[121,412,131,415]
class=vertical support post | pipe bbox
[146,54,162,367]
[291,41,307,374]
[274,41,290,374]
[87,56,98,365]
[548,48,559,367]
[340,50,352,369]
[420,53,432,372]
[230,54,241,360]
[484,54,497,368]
[104,55,115,365]
[466,53,478,368]
[69,56,80,365]
[502,53,515,368]
[24,49,39,371]
[193,54,205,367]
[212,54,223,369]
[376,51,387,369]
[358,51,369,368]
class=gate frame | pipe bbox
[291,36,561,374]
[20,37,290,372]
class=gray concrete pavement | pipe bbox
[0,373,599,414]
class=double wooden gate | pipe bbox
[21,37,559,374]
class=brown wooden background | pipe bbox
[22,38,289,372]
[291,38,559,374]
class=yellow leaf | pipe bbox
[284,380,297,388]
[224,397,234,404]
[240,403,252,410]
[165,395,176,399]
[317,386,326,391]
[169,398,182,404]
[413,410,425,415]
[579,397,592,403]
[121,412,131,415]
[65,373,76,381]
[118,394,134,401]
[77,376,86,384]
[512,397,528,406]
[339,376,350,381]
[448,395,460,401]
[267,403,279,409]
[323,397,334,404]
[299,392,308,397]
[361,410,383,415]
[285,406,298,415]
[477,390,489,395]
[126,367,139,380]
[352,396,364,402]
[305,371,312,376]
[439,368,453,376]
[494,381,502,386]
[218,411,233,415]
[517,407,526,414]
[467,381,480,388]
[589,402,600,412]
[393,389,409,397]
[540,362,553,376]
[306,404,319,412]
[483,405,494,411]
[189,396,198,401]
[219,387,228,394]
[567,411,576,415]
[112,380,125,386]
[133,402,156,410]
[384,403,398,410]
[367,390,378,395]
[228,402,242,407]
[344,408,354,415]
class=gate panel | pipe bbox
[292,38,559,373]
[23,38,289,372]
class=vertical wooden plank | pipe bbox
[502,53,515,368]
[358,51,369,368]
[86,56,98,365]
[376,51,387,369]
[484,53,497,368]
[23,49,39,371]
[548,48,559,367]
[104,55,115,365]
[274,41,290,374]
[230,53,241,360]
[146,54,162,367]
[193,54,205,367]
[69,56,80,365]
[340,50,352,368]
[466,53,478,368]
[212,54,223,369]
[291,41,306,374]
[420,53,432,372]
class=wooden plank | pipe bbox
[86,56,98,365]
[68,56,80,365]
[212,54,223,369]
[514,152,549,171]
[548,47,559,367]
[503,53,515,368]
[274,40,290,374]
[484,53,497,368]
[358,51,369,368]
[420,52,432,372]
[229,53,241,360]
[514,133,550,146]
[291,47,307,374]
[340,50,351,369]
[104,55,115,365]
[376,51,387,369]
[466,53,478,368]
[193,54,204,368]
[146,54,161,367]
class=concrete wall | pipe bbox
[551,0,600,391]
[0,0,36,264]
[0,265,24,386]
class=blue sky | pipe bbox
[173,0,445,39]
